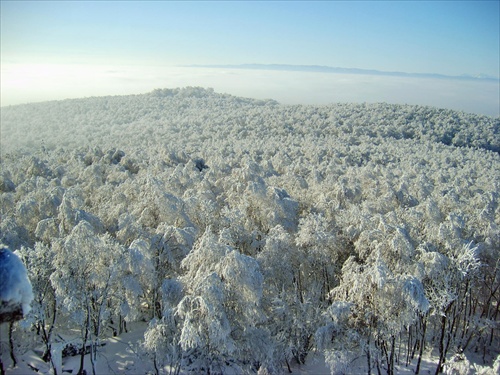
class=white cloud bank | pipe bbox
[1,64,498,117]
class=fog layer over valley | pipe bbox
[0,88,499,374]
[2,66,499,117]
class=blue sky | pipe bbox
[1,1,499,115]
[2,1,499,77]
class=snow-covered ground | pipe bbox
[3,322,496,374]
[0,322,442,375]
[1,322,147,374]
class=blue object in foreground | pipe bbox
[0,247,33,323]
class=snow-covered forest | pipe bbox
[0,87,499,374]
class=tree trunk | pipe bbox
[42,300,58,368]
[434,314,447,375]
[406,325,412,366]
[389,335,395,375]
[366,339,372,375]
[415,315,427,375]
[9,322,16,368]
[78,308,91,375]
[297,269,304,304]
[376,353,382,375]
[89,339,96,375]
[118,314,123,335]
[380,339,391,375]
[153,353,159,375]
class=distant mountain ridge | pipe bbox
[185,63,499,81]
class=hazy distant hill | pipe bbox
[186,63,500,81]
[1,87,498,157]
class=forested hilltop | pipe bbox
[1,87,499,374]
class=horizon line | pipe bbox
[182,63,500,82]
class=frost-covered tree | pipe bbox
[16,243,59,369]
[127,225,196,320]
[324,251,430,374]
[418,241,482,374]
[50,221,124,375]
[142,309,182,375]
[257,225,319,369]
[177,229,267,373]
[296,213,343,301]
